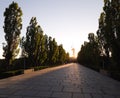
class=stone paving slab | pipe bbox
[73,93,84,98]
[52,92,72,98]
[0,63,120,98]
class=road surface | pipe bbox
[0,63,120,98]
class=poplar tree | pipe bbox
[97,0,120,68]
[34,26,47,66]
[24,17,38,66]
[3,2,22,65]
[77,33,100,69]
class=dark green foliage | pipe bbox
[34,26,47,66]
[1,2,69,79]
[0,70,23,79]
[77,33,101,70]
[97,0,120,70]
[3,2,22,65]
[47,37,58,64]
[46,37,69,65]
[22,17,47,66]
[77,0,120,80]
[34,66,49,71]
[58,44,66,64]
[23,17,38,66]
[21,17,69,67]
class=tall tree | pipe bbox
[24,17,38,66]
[88,33,95,43]
[110,0,120,68]
[51,38,59,64]
[97,12,106,56]
[47,37,68,65]
[58,44,66,64]
[77,33,100,69]
[34,26,47,66]
[44,34,49,64]
[47,37,58,65]
[97,0,120,68]
[3,2,22,65]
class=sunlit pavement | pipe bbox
[0,63,120,98]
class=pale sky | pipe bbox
[0,0,103,58]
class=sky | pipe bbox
[0,0,103,58]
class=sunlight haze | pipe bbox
[0,0,103,58]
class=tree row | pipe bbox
[77,0,120,75]
[2,2,69,70]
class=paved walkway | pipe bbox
[0,63,120,98]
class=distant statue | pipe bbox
[71,48,75,58]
